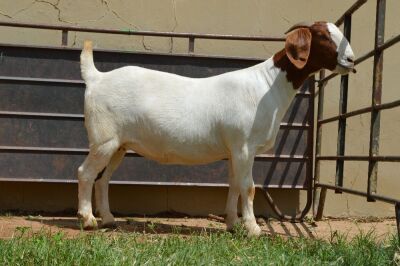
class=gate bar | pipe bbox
[0,111,310,129]
[313,70,326,216]
[317,155,400,162]
[396,203,400,241]
[316,183,400,205]
[335,0,367,26]
[367,0,386,202]
[0,146,309,161]
[318,99,400,125]
[335,14,352,193]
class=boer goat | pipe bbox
[78,21,355,236]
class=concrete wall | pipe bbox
[0,0,399,217]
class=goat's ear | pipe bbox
[285,28,312,69]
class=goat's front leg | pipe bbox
[95,147,126,228]
[225,160,241,231]
[230,147,261,236]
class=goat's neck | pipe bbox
[253,58,297,111]
[256,49,317,108]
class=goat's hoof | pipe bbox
[78,213,98,230]
[225,216,241,232]
[102,221,117,229]
[246,224,262,237]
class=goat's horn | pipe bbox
[285,22,314,34]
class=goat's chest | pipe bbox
[250,108,282,155]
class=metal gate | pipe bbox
[313,0,400,236]
[0,21,313,219]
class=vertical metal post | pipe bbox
[188,37,195,54]
[61,29,68,46]
[368,0,386,202]
[396,203,400,240]
[316,187,327,221]
[306,75,315,212]
[314,70,326,217]
[335,14,352,193]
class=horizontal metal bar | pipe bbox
[0,111,309,129]
[0,21,285,42]
[0,177,307,189]
[256,154,308,161]
[317,33,400,84]
[318,106,371,124]
[0,42,266,62]
[317,155,400,162]
[315,182,400,204]
[0,76,309,97]
[335,0,368,26]
[279,122,310,129]
[318,99,400,125]
[0,75,84,85]
[0,146,90,155]
[377,99,400,111]
[0,146,307,161]
[0,111,84,120]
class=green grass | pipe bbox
[0,227,398,266]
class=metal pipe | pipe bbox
[335,15,352,194]
[0,145,308,161]
[317,155,400,162]
[368,0,386,202]
[315,182,400,205]
[61,29,68,46]
[313,70,326,216]
[318,99,400,125]
[318,106,371,125]
[0,111,84,120]
[0,111,310,129]
[396,203,400,240]
[0,21,285,42]
[188,37,195,53]
[335,0,368,26]
[315,187,327,221]
[0,177,308,189]
[0,75,85,84]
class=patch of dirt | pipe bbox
[0,215,397,240]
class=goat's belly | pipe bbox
[124,142,228,165]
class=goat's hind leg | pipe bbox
[77,140,119,229]
[95,147,126,228]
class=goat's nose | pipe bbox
[346,57,354,63]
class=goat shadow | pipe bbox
[24,216,316,238]
[26,216,225,235]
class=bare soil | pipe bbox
[0,215,397,241]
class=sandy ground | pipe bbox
[0,215,397,241]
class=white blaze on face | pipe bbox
[327,23,355,74]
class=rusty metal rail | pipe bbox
[313,0,400,237]
[0,21,284,54]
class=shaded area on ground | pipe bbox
[0,216,397,240]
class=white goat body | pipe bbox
[82,53,295,165]
[78,22,355,236]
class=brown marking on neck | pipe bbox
[273,22,338,89]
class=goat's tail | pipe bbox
[80,40,100,82]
